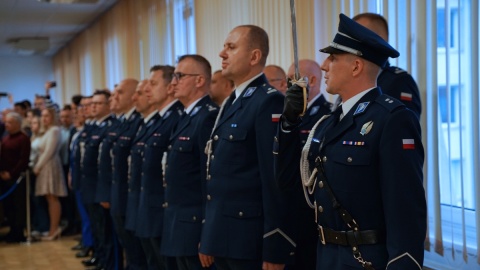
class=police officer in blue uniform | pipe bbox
[94,89,124,269]
[281,59,332,270]
[353,13,421,118]
[199,25,295,270]
[110,79,146,269]
[135,65,183,270]
[71,96,94,257]
[277,14,426,270]
[160,55,218,270]
[80,90,114,269]
[124,78,167,270]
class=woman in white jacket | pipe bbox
[34,106,67,240]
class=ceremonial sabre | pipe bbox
[289,0,308,115]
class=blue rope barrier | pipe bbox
[0,175,23,201]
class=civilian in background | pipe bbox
[264,65,288,95]
[29,114,50,238]
[71,95,83,113]
[0,112,31,243]
[22,100,32,111]
[209,70,234,106]
[34,107,67,241]
[59,105,77,235]
[34,95,48,111]
[14,101,31,136]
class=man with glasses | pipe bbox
[80,89,118,270]
[199,25,295,270]
[161,55,218,270]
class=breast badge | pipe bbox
[360,121,373,136]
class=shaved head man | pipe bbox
[287,59,323,102]
[114,78,139,115]
[264,65,287,94]
[209,70,234,106]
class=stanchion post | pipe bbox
[25,171,32,244]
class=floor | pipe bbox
[0,235,86,270]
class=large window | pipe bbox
[427,0,478,269]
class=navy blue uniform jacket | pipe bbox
[378,62,421,118]
[161,96,218,257]
[135,101,183,238]
[71,124,93,191]
[80,117,113,204]
[199,75,296,264]
[125,113,161,231]
[276,88,426,270]
[95,116,120,203]
[110,111,142,216]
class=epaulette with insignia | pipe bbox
[206,104,218,111]
[266,88,277,94]
[376,95,405,112]
[394,67,407,74]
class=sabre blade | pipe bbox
[290,0,300,80]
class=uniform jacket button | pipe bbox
[207,175,211,180]
[193,216,197,221]
[318,181,324,188]
[238,211,243,217]
[211,155,214,160]
[322,156,327,162]
[168,145,172,150]
[214,135,219,141]
[229,135,233,140]
[347,157,352,162]
[318,205,324,212]
[179,147,183,151]
[207,195,211,200]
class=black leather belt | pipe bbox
[318,225,382,246]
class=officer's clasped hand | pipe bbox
[283,77,309,125]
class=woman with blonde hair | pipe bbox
[33,106,67,240]
[29,112,50,237]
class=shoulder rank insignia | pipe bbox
[244,87,256,97]
[353,102,370,115]
[394,67,407,74]
[360,121,373,136]
[310,106,320,116]
[191,106,201,116]
[266,88,276,94]
[207,105,218,111]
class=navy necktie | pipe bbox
[224,91,236,112]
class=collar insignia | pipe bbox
[353,102,370,115]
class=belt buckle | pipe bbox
[319,225,326,245]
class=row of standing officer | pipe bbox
[70,13,425,270]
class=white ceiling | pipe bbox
[0,0,118,57]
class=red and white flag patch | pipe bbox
[402,139,415,149]
[272,114,281,122]
[400,92,413,101]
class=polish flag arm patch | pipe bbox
[272,114,281,122]
[400,92,413,101]
[402,139,415,149]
